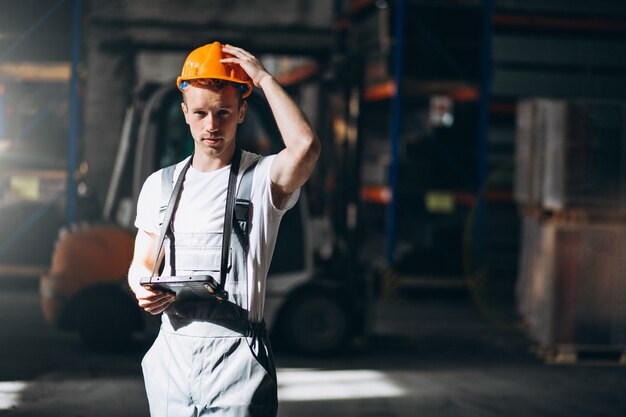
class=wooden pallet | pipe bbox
[539,345,626,366]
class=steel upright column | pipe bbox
[477,0,492,189]
[475,0,493,265]
[66,0,82,225]
[386,0,405,265]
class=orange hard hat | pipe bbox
[176,41,253,98]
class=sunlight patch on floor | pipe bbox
[0,381,27,410]
[277,368,405,402]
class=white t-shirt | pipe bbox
[134,151,299,322]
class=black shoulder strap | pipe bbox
[219,148,242,290]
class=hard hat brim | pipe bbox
[176,75,252,98]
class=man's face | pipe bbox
[181,83,247,159]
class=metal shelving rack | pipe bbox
[339,0,485,284]
[0,0,83,274]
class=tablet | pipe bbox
[140,275,228,301]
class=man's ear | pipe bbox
[181,102,189,124]
[238,101,247,124]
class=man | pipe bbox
[128,42,320,417]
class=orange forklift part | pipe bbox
[176,41,253,98]
[40,225,135,325]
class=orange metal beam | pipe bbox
[276,62,320,87]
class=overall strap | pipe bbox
[218,148,242,292]
[149,149,244,294]
[233,157,260,250]
[160,165,176,220]
[150,156,193,278]
[237,158,258,201]
[232,156,259,311]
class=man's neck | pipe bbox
[191,147,236,172]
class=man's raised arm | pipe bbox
[221,45,321,207]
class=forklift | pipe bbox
[40,80,367,355]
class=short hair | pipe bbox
[180,78,246,106]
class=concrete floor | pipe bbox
[0,276,625,417]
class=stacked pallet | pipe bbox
[515,99,626,364]
[515,100,626,214]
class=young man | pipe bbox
[128,42,320,416]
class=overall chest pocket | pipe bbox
[167,232,231,273]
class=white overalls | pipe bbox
[141,154,278,417]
